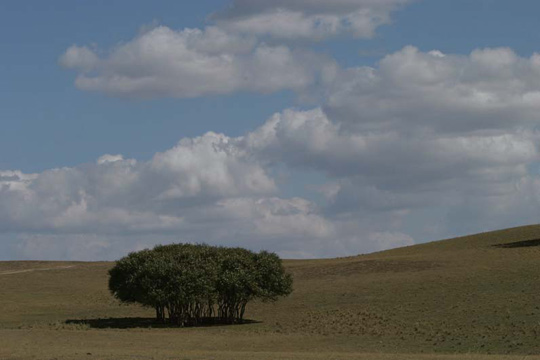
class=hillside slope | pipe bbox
[0,225,539,359]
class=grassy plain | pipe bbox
[1,225,540,359]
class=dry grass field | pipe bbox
[1,225,540,359]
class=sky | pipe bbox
[2,0,540,260]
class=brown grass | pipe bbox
[1,224,540,359]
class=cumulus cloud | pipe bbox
[325,46,540,133]
[97,154,126,165]
[242,108,537,192]
[319,47,540,213]
[60,26,333,98]
[0,127,421,260]
[0,132,276,233]
[234,46,540,241]
[22,40,540,259]
[214,0,412,40]
[1,132,363,259]
[59,45,99,71]
[59,0,414,98]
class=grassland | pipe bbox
[1,225,540,359]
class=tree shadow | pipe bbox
[65,317,261,329]
[492,238,540,249]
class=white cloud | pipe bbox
[1,132,351,259]
[0,126,423,260]
[325,46,540,133]
[12,234,114,262]
[0,132,274,232]
[59,45,99,71]
[214,0,412,40]
[60,26,332,98]
[220,197,334,239]
[234,46,540,241]
[242,108,537,188]
[23,40,540,260]
[97,154,126,165]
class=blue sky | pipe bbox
[5,0,540,172]
[2,0,540,260]
[1,0,290,171]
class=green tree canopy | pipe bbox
[108,244,292,326]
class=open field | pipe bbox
[1,225,540,359]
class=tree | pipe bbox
[108,244,292,326]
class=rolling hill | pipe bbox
[1,225,539,360]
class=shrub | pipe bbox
[108,244,292,326]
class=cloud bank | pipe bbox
[7,47,540,260]
[8,0,540,260]
[60,0,413,99]
[214,0,412,40]
[60,26,333,98]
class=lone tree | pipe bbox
[108,244,292,326]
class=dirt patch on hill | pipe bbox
[492,238,540,248]
[0,265,76,276]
